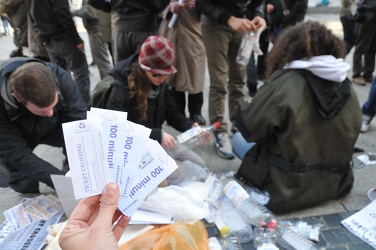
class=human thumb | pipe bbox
[97,183,120,223]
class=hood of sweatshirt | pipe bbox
[283,55,352,119]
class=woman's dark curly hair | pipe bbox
[127,62,152,121]
[265,21,347,78]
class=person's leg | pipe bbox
[113,31,156,63]
[340,16,356,55]
[364,52,375,82]
[362,77,376,118]
[201,20,235,159]
[227,30,246,125]
[168,145,207,168]
[89,32,113,80]
[257,28,270,80]
[201,20,232,133]
[232,132,255,160]
[352,23,367,83]
[44,36,91,107]
[361,77,376,132]
[173,88,186,116]
[0,160,40,193]
[166,145,207,185]
[360,24,376,82]
[68,47,91,108]
[246,52,258,97]
[188,92,206,125]
[113,30,129,63]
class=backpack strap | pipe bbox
[267,154,352,173]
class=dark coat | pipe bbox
[0,57,87,188]
[268,0,308,28]
[25,0,83,46]
[196,0,265,25]
[236,69,362,213]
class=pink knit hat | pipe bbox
[139,36,177,75]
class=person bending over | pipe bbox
[0,58,87,193]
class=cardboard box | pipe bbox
[51,174,81,218]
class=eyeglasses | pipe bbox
[152,73,162,77]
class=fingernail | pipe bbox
[105,183,118,196]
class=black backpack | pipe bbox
[91,74,116,108]
[92,54,137,108]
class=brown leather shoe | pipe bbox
[352,77,366,86]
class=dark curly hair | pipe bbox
[265,21,347,78]
[127,62,153,121]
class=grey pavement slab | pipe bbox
[0,11,375,249]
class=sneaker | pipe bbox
[361,115,372,133]
[214,133,235,159]
[352,77,366,86]
[367,188,376,202]
[190,114,206,126]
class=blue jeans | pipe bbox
[232,132,255,160]
[362,77,376,119]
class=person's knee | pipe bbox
[0,161,40,193]
[9,179,40,194]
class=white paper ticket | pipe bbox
[62,112,177,218]
[62,118,110,199]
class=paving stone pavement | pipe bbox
[0,5,376,249]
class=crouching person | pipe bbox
[0,58,87,193]
[232,21,362,213]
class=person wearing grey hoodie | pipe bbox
[232,21,362,213]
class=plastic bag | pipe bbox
[119,220,209,250]
[139,184,209,221]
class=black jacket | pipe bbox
[25,0,83,46]
[196,0,265,26]
[268,0,308,28]
[111,0,170,32]
[0,58,87,188]
[106,55,194,143]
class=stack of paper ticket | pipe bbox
[3,195,63,232]
[62,108,178,218]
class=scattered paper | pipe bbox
[341,200,376,248]
[130,210,173,225]
[357,154,376,165]
[0,211,63,250]
[3,195,63,232]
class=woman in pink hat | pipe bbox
[104,35,208,185]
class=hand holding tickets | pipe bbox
[62,108,178,218]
